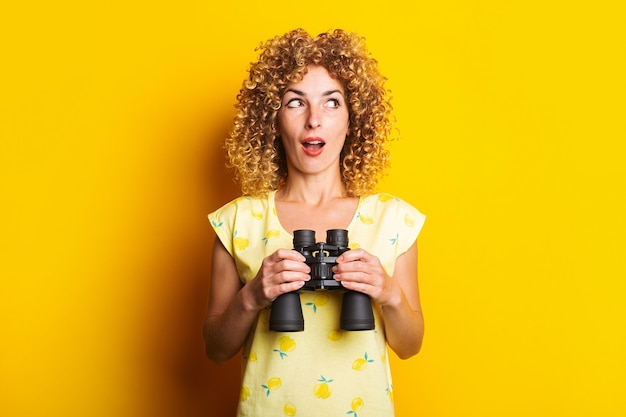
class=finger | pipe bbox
[263,250,308,275]
[335,259,369,276]
[279,258,311,274]
[338,280,374,296]
[267,278,307,301]
[337,248,369,263]
[279,280,306,294]
[275,248,307,262]
[261,271,308,300]
[273,269,311,285]
[334,271,372,287]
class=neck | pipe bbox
[276,177,348,205]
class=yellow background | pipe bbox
[2,1,625,416]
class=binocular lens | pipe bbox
[293,229,316,249]
[326,229,348,247]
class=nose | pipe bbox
[306,107,321,129]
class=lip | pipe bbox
[301,137,326,157]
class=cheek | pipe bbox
[341,119,350,137]
[276,112,299,137]
[341,111,350,132]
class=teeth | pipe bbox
[304,140,323,145]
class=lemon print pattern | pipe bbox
[262,377,281,397]
[251,209,263,220]
[263,229,280,245]
[240,385,250,402]
[357,212,374,224]
[313,375,333,399]
[233,230,249,251]
[305,293,329,313]
[347,397,364,416]
[283,402,297,416]
[352,352,374,371]
[273,335,296,359]
[327,329,343,341]
[389,232,399,247]
[386,384,394,402]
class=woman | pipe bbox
[204,28,425,417]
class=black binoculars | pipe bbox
[269,229,375,332]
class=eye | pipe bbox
[285,98,304,108]
[325,98,341,108]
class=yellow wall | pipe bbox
[2,1,625,416]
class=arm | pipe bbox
[203,236,310,364]
[333,241,424,359]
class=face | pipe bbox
[277,65,350,178]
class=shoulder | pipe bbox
[208,195,273,236]
[359,192,426,229]
[208,194,276,257]
[354,193,426,257]
[361,192,422,214]
[210,194,270,218]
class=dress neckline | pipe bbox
[269,190,363,239]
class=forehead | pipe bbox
[285,65,345,94]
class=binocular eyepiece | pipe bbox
[269,229,375,332]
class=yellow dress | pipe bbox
[209,191,425,417]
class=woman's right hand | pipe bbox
[243,249,311,311]
[204,241,310,363]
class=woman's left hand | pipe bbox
[332,248,401,308]
[334,242,423,359]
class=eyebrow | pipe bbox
[284,88,344,97]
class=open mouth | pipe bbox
[302,139,325,150]
[302,137,326,151]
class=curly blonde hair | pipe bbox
[224,28,395,197]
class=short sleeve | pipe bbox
[393,197,426,255]
[208,198,239,256]
[350,193,425,276]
